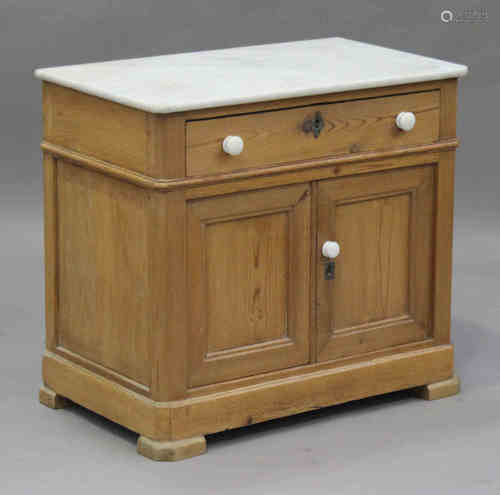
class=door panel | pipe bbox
[317,166,435,362]
[333,192,411,329]
[187,184,311,387]
[205,212,288,353]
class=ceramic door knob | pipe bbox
[322,241,340,259]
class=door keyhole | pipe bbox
[325,261,336,280]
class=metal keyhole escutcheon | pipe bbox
[325,261,336,280]
[303,111,324,138]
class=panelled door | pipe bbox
[187,183,311,387]
[317,165,436,362]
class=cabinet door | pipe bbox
[187,184,311,387]
[317,166,435,362]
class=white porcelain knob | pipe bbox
[222,135,244,156]
[322,241,340,259]
[396,112,416,132]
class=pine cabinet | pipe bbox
[36,37,467,461]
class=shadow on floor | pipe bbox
[62,386,417,452]
[206,388,416,450]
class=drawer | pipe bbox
[186,91,440,176]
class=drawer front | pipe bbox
[186,91,440,177]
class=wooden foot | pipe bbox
[39,385,71,409]
[137,435,206,461]
[414,374,460,400]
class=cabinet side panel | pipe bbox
[43,153,58,351]
[434,79,457,343]
[56,161,151,388]
[43,83,150,174]
[439,79,457,139]
[433,150,456,344]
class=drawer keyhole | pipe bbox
[303,111,324,138]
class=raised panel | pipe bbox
[333,192,410,330]
[188,184,311,387]
[205,212,289,354]
[317,165,435,362]
[56,161,151,388]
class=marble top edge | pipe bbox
[34,37,468,114]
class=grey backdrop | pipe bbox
[2,1,499,494]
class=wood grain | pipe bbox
[43,83,187,179]
[205,213,289,353]
[43,351,161,439]
[187,91,440,176]
[148,113,186,178]
[187,339,436,398]
[149,190,188,401]
[317,165,435,361]
[43,153,58,351]
[42,345,454,442]
[433,78,457,345]
[333,193,411,328]
[43,83,150,174]
[184,80,444,120]
[137,436,206,462]
[39,385,70,409]
[187,184,311,387]
[439,79,458,139]
[414,374,460,400]
[56,160,151,388]
[41,139,458,192]
[433,150,456,344]
[169,345,454,440]
[39,77,460,460]
[42,79,456,183]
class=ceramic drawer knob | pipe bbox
[395,111,416,131]
[322,241,340,259]
[222,135,244,156]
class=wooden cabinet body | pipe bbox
[38,57,464,460]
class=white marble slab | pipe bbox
[34,37,468,114]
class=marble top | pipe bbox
[34,37,468,114]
